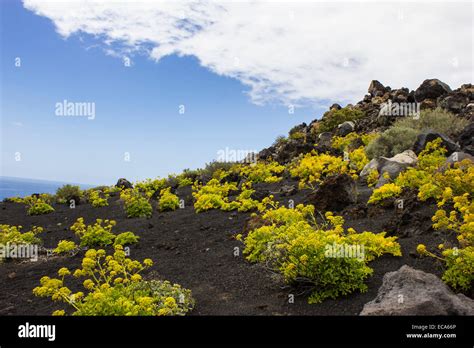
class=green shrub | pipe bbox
[239,202,401,303]
[319,107,365,133]
[88,190,109,207]
[192,179,238,213]
[114,232,140,246]
[393,107,468,137]
[70,218,116,247]
[0,225,43,262]
[177,176,193,187]
[272,135,288,148]
[56,185,83,204]
[158,188,180,212]
[27,200,55,215]
[134,178,168,199]
[53,240,78,255]
[125,196,153,218]
[33,246,194,316]
[0,224,43,246]
[237,161,285,183]
[23,193,54,205]
[365,126,419,159]
[197,161,236,181]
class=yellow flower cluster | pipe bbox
[331,132,379,152]
[192,179,238,212]
[367,183,402,204]
[241,203,401,303]
[158,188,180,212]
[236,161,285,183]
[71,217,118,247]
[33,245,194,316]
[366,169,379,187]
[120,189,153,218]
[0,224,43,249]
[53,240,78,255]
[88,190,109,208]
[134,178,168,199]
[398,139,474,291]
[290,152,350,189]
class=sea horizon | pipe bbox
[0,176,97,200]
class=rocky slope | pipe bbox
[0,78,473,316]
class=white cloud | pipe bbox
[23,0,473,106]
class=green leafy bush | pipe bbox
[70,218,117,247]
[239,201,401,303]
[289,152,352,189]
[365,126,419,159]
[33,245,194,316]
[237,161,285,183]
[114,232,140,246]
[53,240,78,255]
[56,185,83,204]
[121,190,153,218]
[27,200,55,215]
[271,135,288,148]
[88,190,109,207]
[158,188,180,212]
[134,178,168,199]
[366,108,468,159]
[192,179,238,213]
[318,107,365,133]
[0,224,43,246]
[393,107,468,137]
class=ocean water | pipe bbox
[0,176,95,200]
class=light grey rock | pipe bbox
[360,265,474,316]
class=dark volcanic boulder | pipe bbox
[414,79,452,102]
[337,121,355,136]
[412,132,459,155]
[249,184,270,201]
[279,184,297,196]
[360,265,474,315]
[305,174,357,211]
[274,140,314,163]
[438,93,470,114]
[438,83,474,118]
[458,122,474,155]
[368,80,386,97]
[116,178,133,189]
[318,132,333,147]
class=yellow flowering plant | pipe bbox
[236,161,285,183]
[192,179,238,212]
[290,152,350,189]
[33,245,194,316]
[88,190,109,207]
[134,178,168,199]
[120,189,153,218]
[158,188,180,212]
[241,204,401,303]
[367,183,402,204]
[349,147,369,172]
[53,240,79,255]
[0,225,43,260]
[70,218,139,248]
[25,196,55,215]
[366,168,379,187]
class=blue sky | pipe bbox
[0,0,323,185]
[1,0,471,185]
